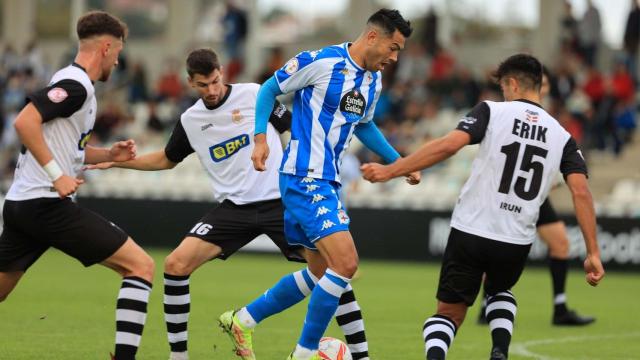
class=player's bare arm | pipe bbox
[361,130,470,183]
[84,139,137,164]
[85,150,177,171]
[565,173,605,287]
[14,103,84,197]
[251,133,270,171]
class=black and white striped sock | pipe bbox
[164,273,190,357]
[335,284,369,360]
[115,276,152,360]
[486,291,517,358]
[423,314,457,360]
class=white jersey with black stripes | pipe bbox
[164,83,285,205]
[451,99,587,245]
[6,64,96,201]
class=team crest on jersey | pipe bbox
[47,87,68,103]
[340,89,366,121]
[231,109,244,124]
[209,134,250,162]
[77,130,93,150]
[337,209,350,224]
[284,58,299,75]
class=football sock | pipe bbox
[423,314,457,360]
[486,291,517,358]
[242,267,316,327]
[164,273,190,356]
[114,276,152,360]
[336,285,369,360]
[238,269,369,359]
[296,269,351,352]
[549,257,569,315]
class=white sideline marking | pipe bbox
[511,332,640,360]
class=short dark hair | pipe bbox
[77,11,128,40]
[367,9,413,38]
[493,53,543,90]
[186,49,221,78]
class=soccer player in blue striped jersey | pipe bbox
[239,9,420,360]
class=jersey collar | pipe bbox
[71,62,88,73]
[204,84,232,110]
[343,43,365,71]
[514,98,543,109]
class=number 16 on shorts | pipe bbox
[190,222,213,235]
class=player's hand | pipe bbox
[53,174,84,198]
[109,139,137,162]
[405,171,421,185]
[361,162,392,183]
[583,254,604,287]
[83,162,115,171]
[252,134,269,171]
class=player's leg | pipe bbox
[423,228,481,360]
[260,199,370,360]
[537,199,595,326]
[49,199,154,360]
[101,238,155,360]
[0,271,24,302]
[286,230,357,360]
[484,238,532,360]
[0,199,49,302]
[163,236,222,360]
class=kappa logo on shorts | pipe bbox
[316,206,330,217]
[209,134,250,162]
[301,177,316,183]
[321,220,335,231]
[311,194,326,203]
[306,184,320,193]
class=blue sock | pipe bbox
[245,268,317,323]
[298,269,351,351]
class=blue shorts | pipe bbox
[279,174,350,250]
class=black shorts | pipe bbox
[187,199,304,262]
[0,197,128,272]
[436,227,532,306]
[536,198,560,227]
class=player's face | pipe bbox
[366,29,406,72]
[189,69,226,107]
[100,37,123,82]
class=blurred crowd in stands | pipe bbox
[1,0,638,193]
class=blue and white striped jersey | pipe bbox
[274,42,382,183]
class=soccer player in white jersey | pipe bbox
[0,12,155,360]
[362,54,605,359]
[87,49,372,360]
[477,67,595,327]
[238,9,419,360]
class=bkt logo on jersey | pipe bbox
[78,130,93,150]
[209,134,250,162]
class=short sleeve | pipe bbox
[274,50,325,93]
[27,79,87,122]
[164,120,195,163]
[269,100,291,133]
[456,102,491,144]
[560,137,588,178]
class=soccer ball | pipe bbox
[318,337,352,360]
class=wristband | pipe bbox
[43,159,64,181]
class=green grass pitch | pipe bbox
[0,249,638,359]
